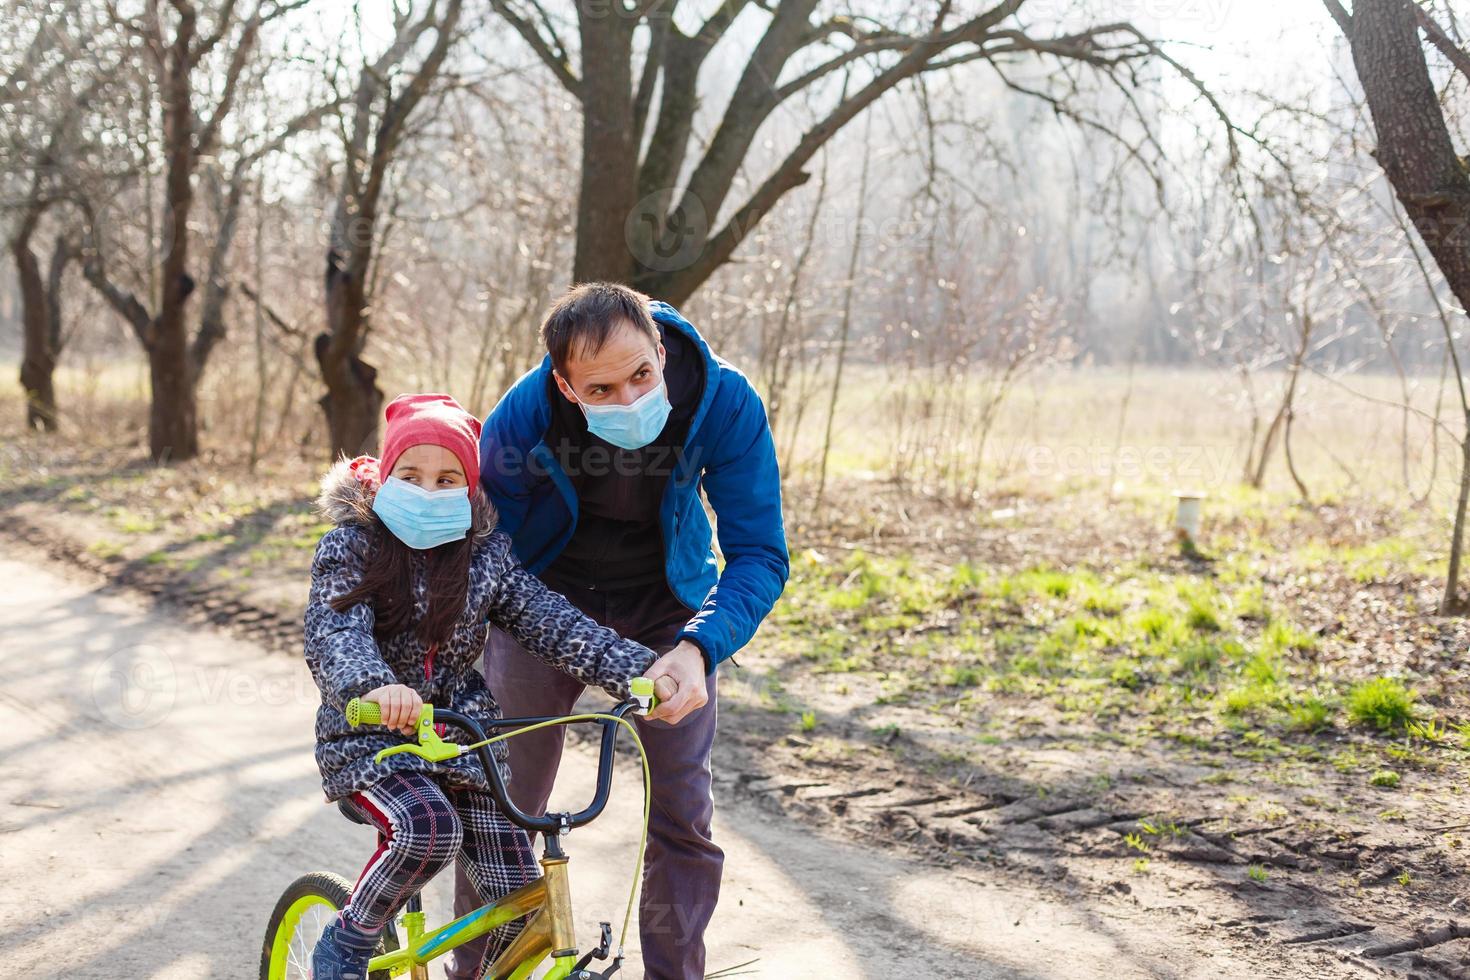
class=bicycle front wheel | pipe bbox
[259,871,398,980]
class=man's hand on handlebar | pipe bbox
[361,683,423,735]
[642,641,708,725]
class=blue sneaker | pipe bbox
[311,916,377,980]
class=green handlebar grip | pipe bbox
[345,698,381,727]
[629,676,658,715]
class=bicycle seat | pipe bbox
[337,799,372,826]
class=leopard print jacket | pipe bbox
[305,459,656,802]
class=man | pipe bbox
[447,282,789,980]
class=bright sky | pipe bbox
[342,0,1342,97]
[1138,0,1341,91]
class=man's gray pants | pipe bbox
[445,582,722,980]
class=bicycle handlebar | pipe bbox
[346,677,656,728]
[342,677,657,837]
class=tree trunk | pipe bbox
[1281,363,1311,504]
[1444,428,1470,615]
[314,0,462,459]
[317,378,382,459]
[318,125,384,460]
[13,220,58,433]
[147,351,198,462]
[1346,1,1470,313]
[147,13,202,463]
[815,123,872,510]
[318,264,383,458]
[1249,396,1287,490]
[572,16,638,285]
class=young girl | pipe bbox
[304,393,656,979]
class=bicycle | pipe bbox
[260,677,659,980]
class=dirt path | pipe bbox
[0,552,1357,979]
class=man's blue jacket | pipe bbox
[478,301,789,669]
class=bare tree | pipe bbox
[12,224,78,433]
[3,5,111,431]
[317,0,466,458]
[491,0,1229,304]
[81,0,315,463]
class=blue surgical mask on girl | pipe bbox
[371,476,472,550]
[566,379,673,451]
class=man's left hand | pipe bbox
[642,641,709,724]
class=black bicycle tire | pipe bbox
[258,871,400,980]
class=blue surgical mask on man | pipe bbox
[371,476,472,550]
[564,379,673,451]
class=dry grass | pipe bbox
[2,357,1457,497]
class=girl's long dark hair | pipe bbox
[330,487,493,648]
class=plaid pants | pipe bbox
[340,771,539,975]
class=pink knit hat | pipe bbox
[377,393,482,488]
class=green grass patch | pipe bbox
[770,497,1432,759]
[1262,618,1316,655]
[1081,583,1126,615]
[87,539,125,559]
[1286,696,1332,733]
[109,508,161,534]
[1223,682,1280,718]
[1183,590,1223,632]
[1347,678,1416,732]
[940,664,985,687]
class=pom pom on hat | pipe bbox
[346,455,381,485]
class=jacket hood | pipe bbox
[317,458,378,528]
[316,457,498,542]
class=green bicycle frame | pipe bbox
[339,684,658,979]
[366,850,581,980]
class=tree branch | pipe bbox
[672,0,1025,249]
[488,0,580,99]
[1321,0,1353,35]
[1413,1,1470,80]
[188,0,242,65]
[644,4,1245,305]
[239,281,304,338]
[631,12,669,153]
[82,255,156,350]
[195,5,262,157]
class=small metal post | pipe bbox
[1173,489,1205,555]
